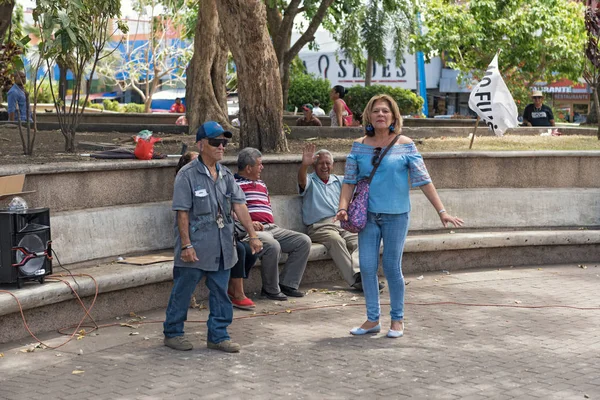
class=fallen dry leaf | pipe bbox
[350,296,358,302]
[120,323,140,329]
[129,332,140,336]
[76,335,85,341]
[0,353,4,357]
[285,309,292,314]
[20,348,35,353]
[417,275,424,280]
[514,300,522,304]
[72,370,85,375]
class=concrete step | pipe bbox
[1,229,599,344]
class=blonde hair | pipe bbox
[362,94,403,136]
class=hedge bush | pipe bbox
[88,103,104,111]
[122,103,146,113]
[345,85,424,119]
[287,73,332,113]
[103,99,121,112]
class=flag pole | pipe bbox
[469,116,481,149]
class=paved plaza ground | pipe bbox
[0,264,599,399]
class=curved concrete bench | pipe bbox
[1,187,599,343]
[48,188,600,265]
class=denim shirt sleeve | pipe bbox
[7,90,17,113]
[172,172,193,211]
[343,152,359,184]
[407,153,432,187]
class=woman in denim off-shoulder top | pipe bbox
[334,94,464,339]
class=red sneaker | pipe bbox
[230,295,256,310]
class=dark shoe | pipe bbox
[261,288,288,301]
[280,284,305,297]
[207,340,240,353]
[351,281,385,292]
[164,336,193,351]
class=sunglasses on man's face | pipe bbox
[371,147,382,166]
[207,138,228,148]
[533,96,543,99]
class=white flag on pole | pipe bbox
[468,53,518,136]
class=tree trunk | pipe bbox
[267,0,335,110]
[0,1,15,44]
[280,59,291,112]
[186,0,233,136]
[58,63,67,105]
[588,90,598,125]
[365,54,373,87]
[64,131,75,152]
[594,87,600,140]
[216,0,287,152]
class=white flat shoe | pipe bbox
[350,324,381,335]
[386,329,404,338]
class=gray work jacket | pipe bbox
[172,158,246,271]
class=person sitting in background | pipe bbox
[235,147,311,300]
[296,104,322,127]
[7,71,31,122]
[523,91,555,127]
[329,85,352,127]
[170,98,186,113]
[175,151,199,175]
[297,144,384,292]
[312,100,326,116]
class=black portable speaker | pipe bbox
[0,208,52,288]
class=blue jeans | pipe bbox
[358,212,409,322]
[163,264,232,344]
[230,241,259,279]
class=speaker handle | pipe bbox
[11,240,53,267]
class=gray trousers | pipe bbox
[254,224,311,293]
[307,218,360,286]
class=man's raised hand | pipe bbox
[301,144,317,166]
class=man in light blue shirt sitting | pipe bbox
[7,71,31,122]
[298,144,383,291]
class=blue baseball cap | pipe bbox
[196,121,233,142]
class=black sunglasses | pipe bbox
[533,96,543,99]
[207,138,228,148]
[371,147,382,166]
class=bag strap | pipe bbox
[367,134,401,184]
[342,100,353,116]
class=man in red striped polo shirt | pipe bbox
[235,148,311,300]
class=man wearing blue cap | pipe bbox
[164,121,263,353]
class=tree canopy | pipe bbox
[414,0,586,108]
[335,0,415,86]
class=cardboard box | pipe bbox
[0,174,35,200]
